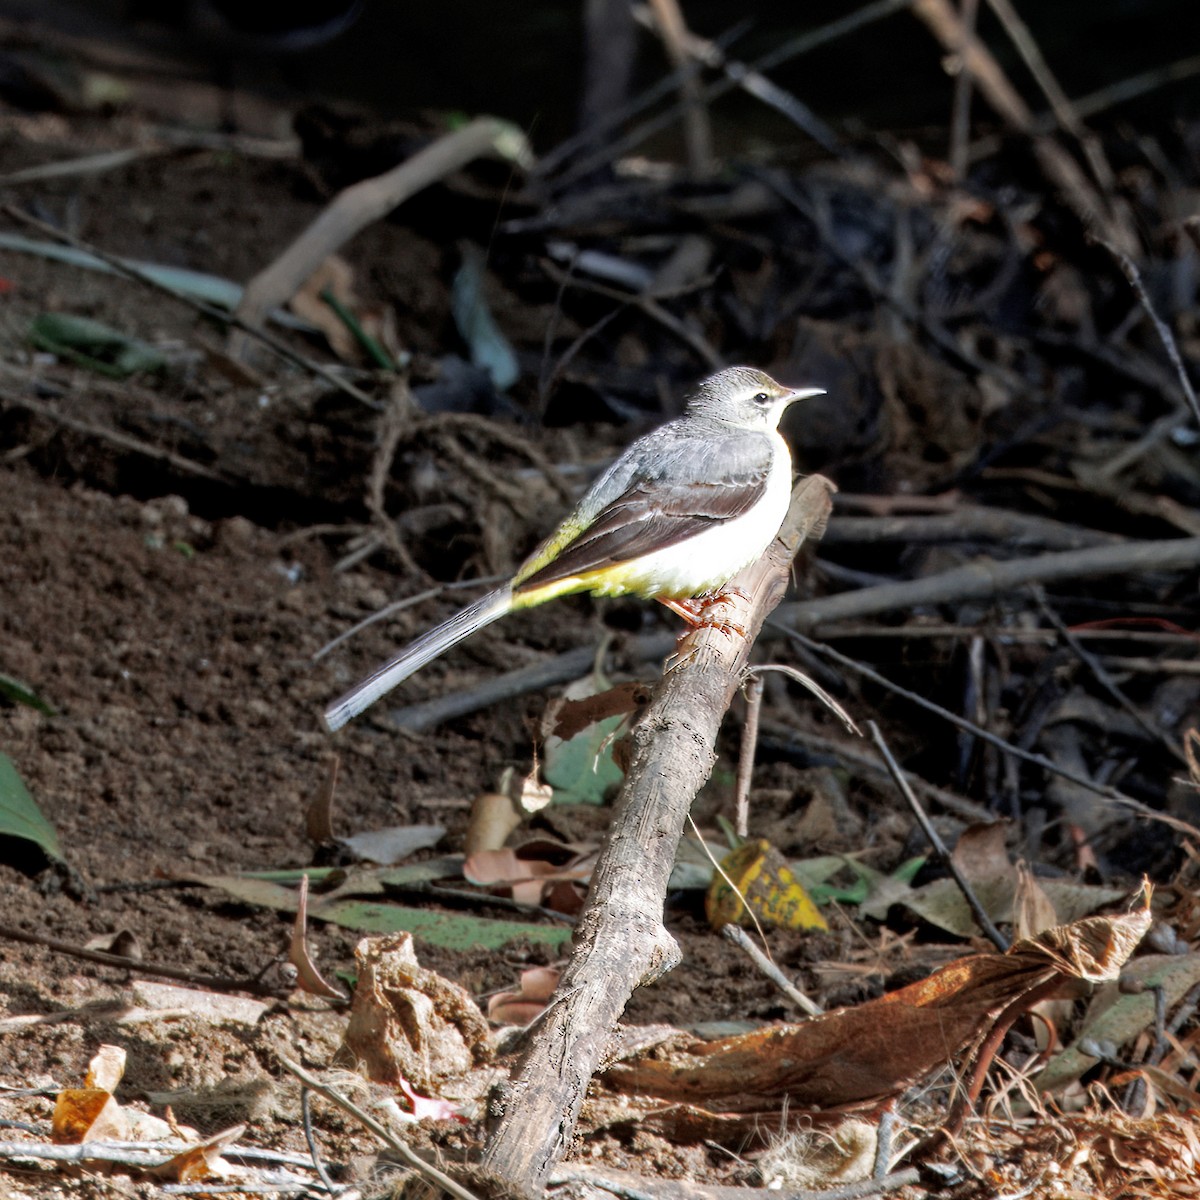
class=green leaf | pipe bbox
[191,863,570,951]
[313,900,572,950]
[30,313,167,378]
[0,752,62,862]
[0,672,55,715]
[543,672,626,806]
[792,854,875,906]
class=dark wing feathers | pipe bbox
[515,470,768,592]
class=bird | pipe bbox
[323,366,825,731]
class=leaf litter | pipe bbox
[1,7,1199,1197]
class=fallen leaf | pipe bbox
[338,823,445,866]
[85,1044,126,1092]
[148,1124,245,1183]
[289,875,348,1001]
[0,671,55,714]
[52,1089,127,1143]
[488,966,561,1025]
[0,751,63,865]
[336,932,492,1089]
[451,244,518,390]
[605,894,1151,1113]
[289,255,361,362]
[706,840,829,931]
[464,792,522,855]
[541,674,632,806]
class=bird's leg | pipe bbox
[658,596,708,625]
[659,593,747,639]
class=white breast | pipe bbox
[589,435,793,599]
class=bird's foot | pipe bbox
[659,593,747,639]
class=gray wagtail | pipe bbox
[324,366,824,731]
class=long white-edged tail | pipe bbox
[323,587,514,731]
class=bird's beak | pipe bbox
[784,386,826,406]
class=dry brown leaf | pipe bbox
[289,255,362,362]
[1013,860,1058,939]
[336,932,491,1090]
[1014,881,1152,983]
[463,791,522,855]
[51,1088,127,1143]
[84,1044,126,1093]
[952,821,1011,884]
[604,893,1152,1114]
[305,754,339,843]
[487,966,561,1026]
[148,1124,246,1183]
[1014,860,1071,1050]
[541,682,651,743]
[82,929,143,959]
[289,874,348,1001]
[464,842,593,910]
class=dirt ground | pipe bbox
[0,112,886,1194]
[0,34,1198,1195]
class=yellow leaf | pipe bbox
[706,840,828,931]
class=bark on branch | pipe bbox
[478,474,837,1198]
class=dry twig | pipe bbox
[480,475,836,1195]
[231,118,530,354]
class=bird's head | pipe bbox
[685,366,825,430]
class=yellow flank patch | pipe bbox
[706,839,829,931]
[512,518,589,586]
[511,562,646,608]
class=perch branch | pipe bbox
[479,475,836,1197]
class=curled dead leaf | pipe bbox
[487,966,561,1026]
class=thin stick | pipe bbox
[548,1164,924,1200]
[0,922,290,998]
[0,204,377,409]
[969,52,1200,162]
[386,530,1200,732]
[733,674,764,838]
[775,536,1200,630]
[277,1058,480,1200]
[867,722,1009,951]
[1092,236,1200,429]
[0,147,161,187]
[645,0,713,177]
[982,0,1115,188]
[1034,588,1185,762]
[540,259,722,368]
[790,634,1200,839]
[766,723,994,821]
[300,1088,339,1195]
[232,118,529,340]
[909,0,1132,251]
[631,8,843,155]
[554,0,914,188]
[720,923,822,1015]
[0,390,226,481]
[823,509,1121,550]
[312,576,504,662]
[948,0,979,178]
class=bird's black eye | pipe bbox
[753,391,770,404]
